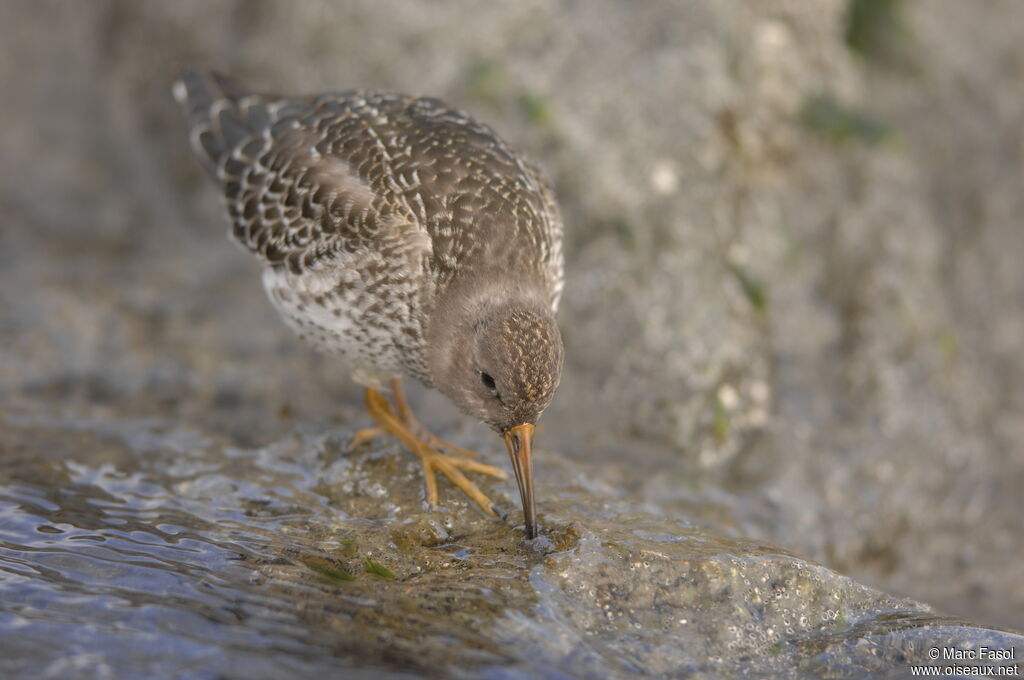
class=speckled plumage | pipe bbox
[173,68,564,393]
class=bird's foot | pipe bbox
[415,429,479,459]
[414,444,508,516]
[362,383,507,516]
[350,426,385,449]
[350,423,477,460]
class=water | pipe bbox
[2,406,1020,679]
[0,412,400,678]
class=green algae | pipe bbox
[800,93,890,146]
[362,557,396,579]
[729,262,768,312]
[302,555,357,582]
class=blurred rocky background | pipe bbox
[2,0,1022,644]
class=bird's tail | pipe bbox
[172,66,265,173]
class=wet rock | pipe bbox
[1,410,1021,678]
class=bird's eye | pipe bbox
[480,372,496,390]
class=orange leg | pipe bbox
[357,382,507,515]
[386,379,480,458]
[350,425,385,448]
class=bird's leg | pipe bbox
[349,426,386,448]
[362,384,507,516]
[387,379,479,458]
[349,380,477,456]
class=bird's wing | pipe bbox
[523,161,565,313]
[174,68,428,275]
[391,97,564,305]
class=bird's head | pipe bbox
[468,307,564,432]
[427,295,563,538]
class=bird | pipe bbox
[172,67,564,539]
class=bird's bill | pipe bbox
[503,423,537,539]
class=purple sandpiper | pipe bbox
[173,68,564,538]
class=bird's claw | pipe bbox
[363,384,506,517]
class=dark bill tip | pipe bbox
[503,423,537,539]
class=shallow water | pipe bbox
[3,405,1020,679]
[0,412,389,678]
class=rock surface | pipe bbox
[2,0,1023,677]
[3,408,1021,678]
